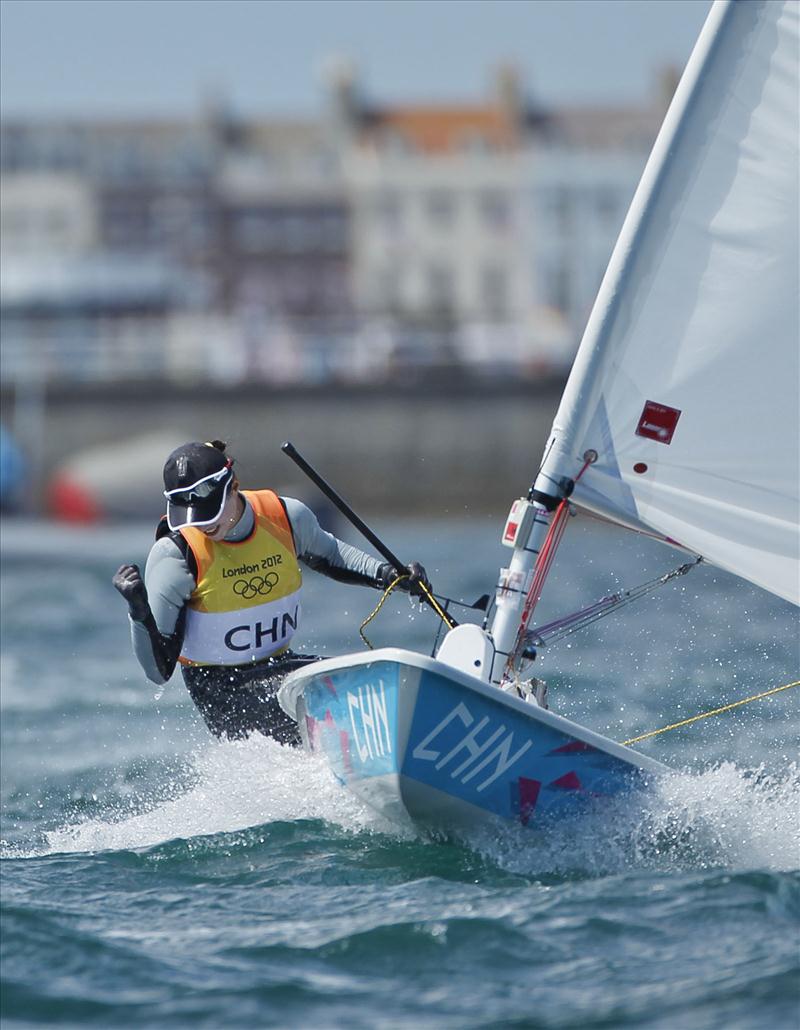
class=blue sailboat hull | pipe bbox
[279,649,667,832]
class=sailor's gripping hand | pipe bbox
[113,563,151,622]
[377,561,432,598]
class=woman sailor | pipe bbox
[113,440,430,743]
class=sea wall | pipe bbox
[2,378,565,515]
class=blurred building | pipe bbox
[335,64,531,323]
[528,105,660,337]
[323,61,668,375]
[0,69,670,387]
[0,106,352,385]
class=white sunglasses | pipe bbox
[163,464,232,504]
[164,465,233,529]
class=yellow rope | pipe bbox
[359,575,457,650]
[416,580,458,630]
[360,575,408,649]
[620,679,800,746]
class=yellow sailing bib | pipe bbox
[178,490,303,666]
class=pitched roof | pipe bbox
[362,106,518,153]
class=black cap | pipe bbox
[163,442,233,530]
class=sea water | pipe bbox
[1,515,798,1029]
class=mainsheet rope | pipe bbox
[359,574,454,650]
[620,679,800,745]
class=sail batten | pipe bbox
[537,0,800,605]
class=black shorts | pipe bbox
[181,652,322,744]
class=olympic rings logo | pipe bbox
[232,573,279,599]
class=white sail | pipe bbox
[538,0,800,606]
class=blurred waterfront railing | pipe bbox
[0,313,574,388]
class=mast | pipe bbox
[489,459,576,685]
[489,500,552,685]
[488,0,730,681]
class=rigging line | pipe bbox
[503,502,569,679]
[619,679,800,746]
[529,558,702,647]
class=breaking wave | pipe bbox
[460,760,800,878]
[10,738,797,883]
[36,737,408,857]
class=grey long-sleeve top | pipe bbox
[131,495,384,684]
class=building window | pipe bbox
[320,211,347,252]
[375,192,402,234]
[555,187,574,233]
[381,130,412,155]
[281,263,310,307]
[0,128,26,171]
[186,209,212,248]
[374,264,402,310]
[544,262,571,315]
[428,263,454,311]
[0,209,29,249]
[285,214,318,253]
[321,264,347,307]
[103,205,149,247]
[426,190,455,228]
[459,130,490,154]
[480,190,510,229]
[542,186,574,233]
[235,211,319,254]
[45,209,70,241]
[482,265,508,319]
